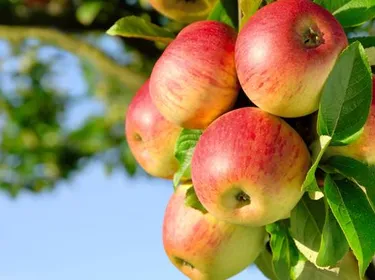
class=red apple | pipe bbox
[149,0,217,23]
[150,20,239,129]
[325,77,375,164]
[125,80,182,179]
[163,184,266,280]
[235,0,348,118]
[191,107,311,227]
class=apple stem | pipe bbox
[303,27,325,48]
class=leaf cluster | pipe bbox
[107,0,375,278]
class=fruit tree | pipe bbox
[113,0,375,279]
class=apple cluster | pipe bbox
[125,0,375,279]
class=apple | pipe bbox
[163,183,266,280]
[150,20,239,129]
[325,77,375,164]
[125,79,182,179]
[191,107,311,227]
[149,0,217,23]
[235,0,348,118]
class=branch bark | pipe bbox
[0,2,163,58]
[0,25,146,92]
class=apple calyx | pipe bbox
[236,192,251,206]
[175,257,195,270]
[303,27,325,49]
[133,133,142,142]
[221,187,252,210]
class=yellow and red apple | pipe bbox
[163,183,266,280]
[150,20,239,129]
[125,80,182,179]
[149,0,217,23]
[235,0,348,118]
[191,107,311,227]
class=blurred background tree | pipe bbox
[0,0,186,196]
[0,0,374,197]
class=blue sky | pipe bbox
[0,163,266,280]
[0,36,267,280]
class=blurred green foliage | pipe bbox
[0,0,177,196]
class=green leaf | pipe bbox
[314,0,375,27]
[297,262,339,279]
[347,37,375,65]
[289,194,346,273]
[349,36,375,49]
[324,175,375,277]
[323,156,375,211]
[297,257,359,280]
[302,135,332,192]
[266,221,306,280]
[263,248,360,279]
[106,16,175,43]
[255,248,278,280]
[314,0,351,12]
[76,2,103,26]
[185,186,208,213]
[334,1,375,27]
[121,143,137,176]
[173,129,203,188]
[316,201,349,267]
[208,0,238,30]
[290,194,325,263]
[348,37,375,66]
[317,42,372,145]
[239,0,262,28]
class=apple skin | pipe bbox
[125,79,182,179]
[325,77,375,164]
[149,0,217,23]
[150,20,239,129]
[163,184,266,280]
[235,0,348,118]
[191,107,311,227]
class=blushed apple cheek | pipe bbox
[138,143,170,173]
[139,149,152,166]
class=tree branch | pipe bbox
[0,2,163,58]
[0,25,146,93]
